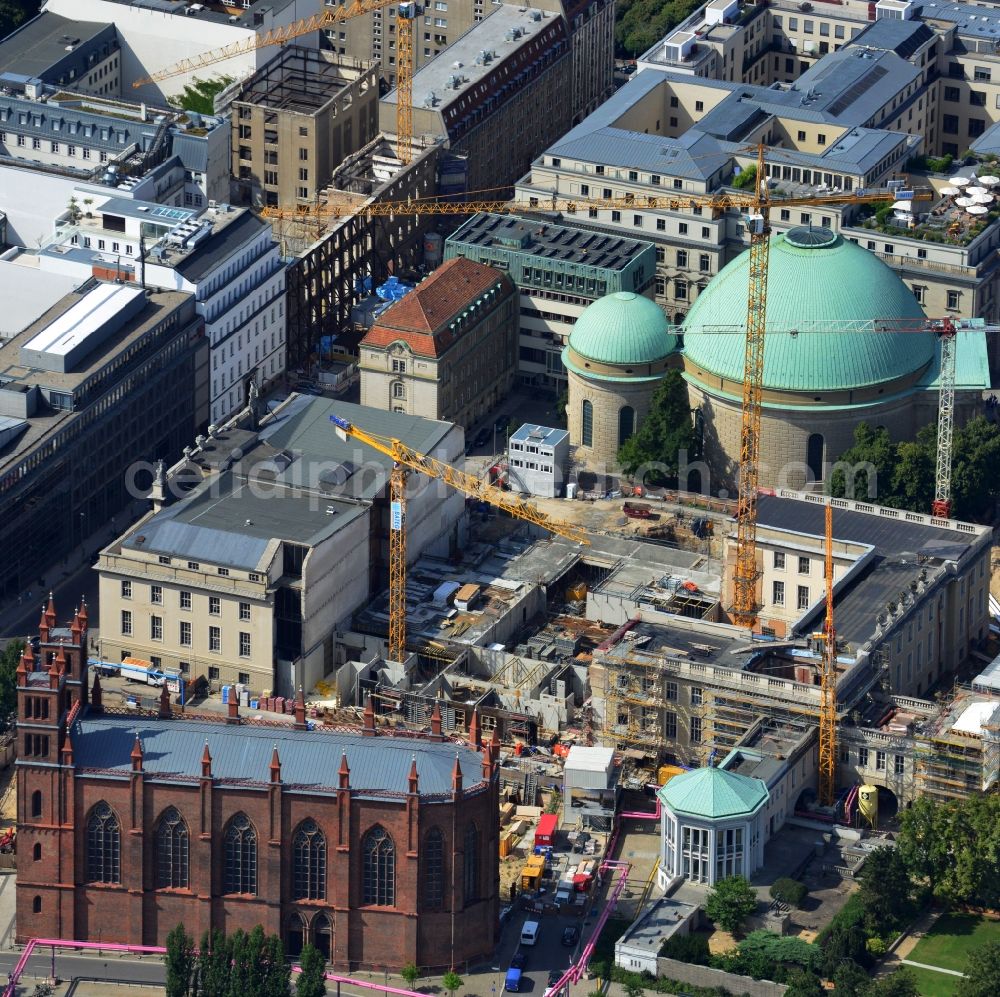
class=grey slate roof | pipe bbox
[174,211,266,281]
[846,17,935,59]
[917,2,1000,39]
[72,710,484,798]
[0,13,115,82]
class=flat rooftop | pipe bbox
[234,46,369,115]
[723,717,815,786]
[80,0,301,28]
[382,3,567,111]
[448,213,654,272]
[0,262,85,342]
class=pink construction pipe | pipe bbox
[620,800,661,820]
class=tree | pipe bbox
[165,923,196,997]
[617,370,697,485]
[829,423,896,502]
[950,415,1000,520]
[614,0,703,56]
[769,877,808,908]
[167,75,235,116]
[0,2,39,39]
[704,875,758,936]
[832,959,871,996]
[889,427,936,514]
[855,847,913,934]
[0,639,25,729]
[198,929,232,997]
[956,940,1000,997]
[896,796,954,895]
[732,164,757,190]
[261,932,291,997]
[400,963,420,989]
[297,944,327,997]
[783,969,824,997]
[622,980,645,997]
[441,970,463,997]
[867,968,920,997]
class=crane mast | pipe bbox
[818,502,838,806]
[330,414,589,662]
[732,143,770,628]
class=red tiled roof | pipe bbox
[361,257,512,359]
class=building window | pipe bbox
[798,556,810,574]
[464,823,479,903]
[180,622,192,647]
[974,67,991,82]
[238,672,250,685]
[217,568,229,578]
[121,580,132,599]
[699,253,710,273]
[774,551,785,570]
[690,717,702,743]
[392,359,406,373]
[581,400,593,447]
[362,826,395,906]
[392,381,406,399]
[691,687,703,706]
[150,615,162,641]
[423,827,445,908]
[665,711,677,738]
[31,790,42,818]
[180,591,192,610]
[239,632,251,658]
[876,751,887,771]
[618,406,635,447]
[292,819,327,901]
[209,626,221,652]
[223,814,257,895]
[121,610,132,636]
[239,602,251,621]
[155,807,189,890]
[208,666,220,681]
[86,803,121,884]
[676,249,688,268]
[209,597,221,616]
[797,586,810,610]
[187,562,199,571]
[947,290,960,310]
[894,754,905,775]
[773,580,785,606]
[859,747,869,766]
[665,681,678,701]
[151,585,162,605]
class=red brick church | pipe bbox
[16,598,500,970]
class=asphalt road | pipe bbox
[0,949,166,987]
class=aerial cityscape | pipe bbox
[0,0,999,995]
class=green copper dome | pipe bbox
[657,766,769,820]
[567,292,677,367]
[683,227,934,392]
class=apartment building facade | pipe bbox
[231,47,379,207]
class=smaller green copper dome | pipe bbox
[568,292,677,367]
[656,766,769,819]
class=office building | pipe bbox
[97,398,466,694]
[37,194,286,425]
[0,281,207,603]
[231,47,379,207]
[360,256,517,424]
[444,212,656,389]
[507,424,570,498]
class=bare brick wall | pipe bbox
[657,956,788,996]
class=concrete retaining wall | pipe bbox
[656,956,788,996]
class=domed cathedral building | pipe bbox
[682,226,991,492]
[563,292,679,466]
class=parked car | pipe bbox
[561,925,579,947]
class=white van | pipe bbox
[520,920,540,946]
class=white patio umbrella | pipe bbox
[949,176,971,186]
[966,204,989,216]
[892,201,914,212]
[966,186,988,196]
[940,186,960,196]
[954,197,974,207]
[972,192,994,204]
[977,175,999,187]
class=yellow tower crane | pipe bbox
[132,0,418,164]
[819,502,838,806]
[329,413,589,662]
[273,153,930,634]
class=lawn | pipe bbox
[908,911,1000,973]
[904,965,959,997]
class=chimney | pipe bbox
[158,683,171,719]
[201,741,213,779]
[338,752,351,790]
[451,753,463,796]
[269,745,281,784]
[227,693,239,724]
[408,754,419,795]
[431,700,442,737]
